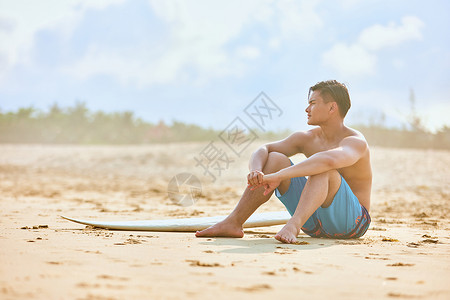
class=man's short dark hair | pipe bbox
[309,80,351,118]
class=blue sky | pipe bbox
[0,0,449,133]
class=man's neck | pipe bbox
[319,119,346,143]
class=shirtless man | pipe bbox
[196,80,372,244]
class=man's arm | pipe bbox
[247,132,308,186]
[249,131,308,171]
[253,136,368,194]
[277,136,367,180]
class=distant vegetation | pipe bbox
[0,102,449,149]
[0,102,289,144]
[353,124,450,150]
[353,89,450,150]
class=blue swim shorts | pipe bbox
[275,165,371,239]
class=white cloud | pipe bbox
[276,0,323,40]
[322,16,425,78]
[322,43,377,77]
[392,58,405,70]
[0,0,325,87]
[236,46,261,60]
[60,0,325,87]
[339,0,361,9]
[145,0,261,83]
[0,0,125,81]
[62,45,190,87]
[359,16,424,51]
[268,38,281,50]
[138,0,323,85]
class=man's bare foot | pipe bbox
[274,222,299,244]
[195,219,244,238]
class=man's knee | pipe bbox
[309,169,340,181]
[308,170,342,208]
[262,152,291,174]
[308,169,342,190]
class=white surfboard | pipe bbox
[61,211,291,232]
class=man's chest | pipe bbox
[302,139,339,158]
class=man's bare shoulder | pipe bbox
[292,128,321,139]
[291,128,321,143]
[278,129,316,142]
[340,127,370,152]
[265,129,318,156]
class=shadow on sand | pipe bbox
[198,234,336,254]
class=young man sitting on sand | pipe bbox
[196,80,372,244]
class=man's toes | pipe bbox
[195,228,211,237]
[276,235,287,243]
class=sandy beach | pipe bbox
[1,143,449,299]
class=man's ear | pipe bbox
[329,102,338,114]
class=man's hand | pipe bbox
[249,172,282,196]
[247,170,264,186]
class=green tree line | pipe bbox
[0,102,449,149]
[0,102,288,144]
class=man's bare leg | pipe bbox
[274,170,342,243]
[195,152,291,237]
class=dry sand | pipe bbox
[0,143,449,299]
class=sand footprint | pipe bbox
[387,262,415,267]
[186,259,223,267]
[236,284,272,292]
